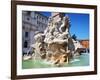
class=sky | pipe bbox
[40,12,89,40]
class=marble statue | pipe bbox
[28,13,83,66]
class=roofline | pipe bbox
[35,11,49,19]
[78,39,89,41]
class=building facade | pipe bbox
[79,39,89,53]
[22,11,48,55]
[79,40,89,49]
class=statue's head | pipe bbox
[59,13,65,18]
[63,15,71,28]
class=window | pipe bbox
[27,11,31,15]
[34,17,36,20]
[39,22,40,26]
[22,26,25,29]
[39,16,41,19]
[24,41,28,48]
[42,24,43,28]
[37,16,38,19]
[27,17,30,21]
[44,19,46,23]
[25,32,28,37]
[42,18,43,21]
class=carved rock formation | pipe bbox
[30,13,82,66]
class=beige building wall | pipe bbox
[22,11,48,54]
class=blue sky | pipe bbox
[41,12,89,40]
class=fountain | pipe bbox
[24,13,83,66]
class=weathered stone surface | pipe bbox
[30,13,82,66]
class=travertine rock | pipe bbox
[32,13,82,66]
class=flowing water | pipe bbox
[22,53,89,69]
